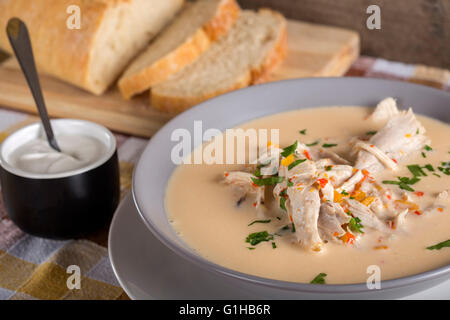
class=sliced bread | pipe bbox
[118,0,240,99]
[150,9,288,113]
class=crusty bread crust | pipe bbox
[0,0,183,95]
[118,0,240,99]
[119,29,211,100]
[203,0,240,41]
[0,0,107,94]
[150,9,288,114]
[251,9,288,84]
[151,71,251,114]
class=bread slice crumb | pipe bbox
[151,9,287,113]
[118,0,240,99]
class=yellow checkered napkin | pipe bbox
[0,238,124,300]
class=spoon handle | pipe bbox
[6,18,61,152]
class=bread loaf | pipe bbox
[118,0,240,99]
[0,0,184,95]
[151,9,287,113]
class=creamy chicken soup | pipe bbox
[166,100,450,284]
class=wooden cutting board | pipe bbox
[0,20,359,137]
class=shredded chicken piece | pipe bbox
[315,149,351,165]
[288,186,323,251]
[369,97,399,123]
[318,202,349,240]
[223,171,265,212]
[345,199,391,233]
[353,140,398,171]
[394,209,409,230]
[355,108,428,173]
[423,190,448,214]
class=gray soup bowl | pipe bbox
[132,78,450,299]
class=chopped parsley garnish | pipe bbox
[280,197,287,212]
[281,141,298,157]
[424,164,435,172]
[248,219,271,226]
[245,231,274,246]
[433,173,441,178]
[348,217,364,234]
[407,165,427,177]
[426,239,450,250]
[247,247,256,250]
[325,165,333,171]
[254,167,262,177]
[299,129,307,135]
[439,162,450,175]
[291,222,296,233]
[322,143,338,148]
[382,176,420,192]
[287,180,294,187]
[422,152,427,158]
[398,176,421,184]
[272,242,277,249]
[257,160,271,169]
[288,158,307,170]
[251,176,284,186]
[306,140,320,147]
[366,131,377,135]
[341,190,349,196]
[310,273,327,284]
[424,145,433,151]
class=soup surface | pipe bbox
[166,105,450,284]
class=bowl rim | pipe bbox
[0,118,117,179]
[133,77,450,293]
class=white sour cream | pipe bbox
[9,134,106,174]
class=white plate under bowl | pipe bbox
[132,78,450,299]
[108,194,450,299]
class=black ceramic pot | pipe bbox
[0,119,120,239]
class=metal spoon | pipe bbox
[6,18,61,152]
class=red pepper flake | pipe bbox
[362,169,370,176]
[370,144,374,148]
[354,175,368,190]
[303,150,311,160]
[289,215,293,222]
[251,182,258,187]
[386,194,392,200]
[437,208,444,212]
[387,220,396,230]
[224,172,229,177]
[414,191,424,197]
[392,158,398,164]
[414,210,422,216]
[317,178,328,189]
[344,232,355,245]
[253,202,257,207]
